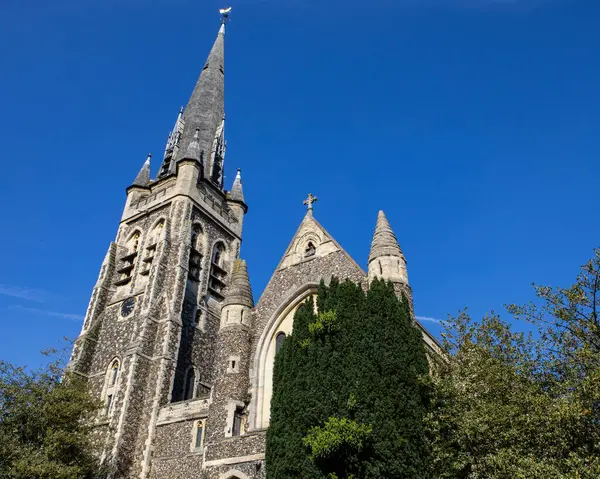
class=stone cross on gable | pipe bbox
[303,193,318,212]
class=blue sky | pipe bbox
[1,0,598,368]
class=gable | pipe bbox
[249,213,367,429]
[276,212,363,272]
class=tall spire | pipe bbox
[368,210,408,285]
[132,154,151,187]
[176,21,226,185]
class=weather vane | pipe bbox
[219,6,232,24]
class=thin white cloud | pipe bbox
[0,285,49,302]
[416,315,442,324]
[10,305,84,322]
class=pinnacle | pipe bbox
[182,128,201,162]
[230,168,245,203]
[132,154,151,187]
[369,210,403,262]
[223,259,253,308]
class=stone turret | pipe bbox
[368,210,408,286]
[204,260,254,458]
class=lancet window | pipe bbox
[208,242,227,300]
[191,420,205,451]
[275,332,286,355]
[103,359,120,416]
[115,231,141,286]
[188,224,204,282]
[140,220,164,276]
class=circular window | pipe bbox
[121,297,135,317]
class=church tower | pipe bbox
[68,18,248,479]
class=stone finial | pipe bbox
[182,128,202,162]
[230,169,245,203]
[369,210,403,262]
[223,259,253,308]
[132,154,151,187]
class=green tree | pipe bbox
[0,347,105,479]
[266,278,431,478]
[427,250,600,479]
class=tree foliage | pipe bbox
[427,250,600,479]
[266,278,431,478]
[0,347,105,479]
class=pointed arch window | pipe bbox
[103,359,120,416]
[275,332,286,355]
[116,231,141,286]
[189,224,204,282]
[191,420,205,451]
[305,242,316,258]
[208,242,227,300]
[141,220,164,276]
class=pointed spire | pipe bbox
[368,210,408,285]
[369,210,403,262]
[177,21,226,184]
[230,169,244,203]
[223,259,253,308]
[132,154,151,187]
[182,128,201,162]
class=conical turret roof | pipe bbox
[369,210,404,262]
[230,169,245,203]
[223,259,253,308]
[132,154,151,187]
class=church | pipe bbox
[67,15,440,479]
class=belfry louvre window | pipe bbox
[208,242,227,300]
[116,232,140,286]
[188,225,203,281]
[141,221,164,276]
